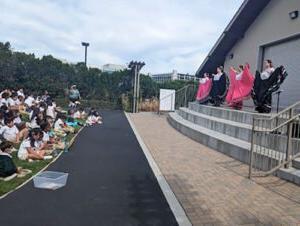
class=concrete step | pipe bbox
[277,167,300,185]
[178,107,252,142]
[188,102,271,125]
[292,158,300,169]
[178,107,300,154]
[168,112,282,171]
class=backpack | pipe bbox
[0,155,17,177]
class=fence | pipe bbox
[249,101,300,178]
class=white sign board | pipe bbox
[159,89,175,111]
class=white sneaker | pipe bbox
[43,156,53,160]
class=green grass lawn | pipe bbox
[0,121,84,197]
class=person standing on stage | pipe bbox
[252,59,288,113]
[210,66,228,107]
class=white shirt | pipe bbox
[46,106,56,119]
[18,139,31,158]
[0,125,19,142]
[236,72,243,81]
[14,117,22,124]
[30,117,40,129]
[73,111,81,119]
[7,98,16,107]
[261,67,275,80]
[15,99,22,105]
[17,90,25,98]
[213,73,223,81]
[54,119,64,130]
[200,77,209,84]
[0,99,8,107]
[18,139,43,159]
[0,150,12,158]
[24,96,35,107]
[42,131,50,142]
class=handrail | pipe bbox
[254,101,300,121]
[157,83,197,113]
[159,84,194,102]
[254,113,300,132]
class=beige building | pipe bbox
[196,0,300,107]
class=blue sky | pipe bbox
[1,0,243,74]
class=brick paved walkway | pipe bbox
[129,112,300,226]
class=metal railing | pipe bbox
[157,83,198,113]
[249,101,300,178]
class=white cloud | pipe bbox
[0,0,243,74]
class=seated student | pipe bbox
[0,141,17,178]
[46,101,56,119]
[24,94,35,110]
[7,92,19,110]
[73,108,87,119]
[0,117,26,143]
[17,88,25,98]
[29,105,45,128]
[54,113,74,134]
[17,128,52,161]
[16,95,26,112]
[40,121,65,150]
[5,110,29,138]
[0,92,9,107]
[86,109,102,125]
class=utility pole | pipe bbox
[128,61,145,113]
[81,42,90,66]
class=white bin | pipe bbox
[33,171,69,190]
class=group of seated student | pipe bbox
[0,88,83,178]
[196,60,288,113]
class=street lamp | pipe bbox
[128,61,145,113]
[81,42,90,66]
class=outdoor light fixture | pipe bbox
[81,42,90,66]
[289,10,299,20]
[229,53,234,59]
[128,61,146,113]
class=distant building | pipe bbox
[196,0,300,107]
[102,64,127,73]
[151,70,198,83]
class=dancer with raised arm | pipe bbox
[226,64,254,110]
[196,73,212,104]
[252,59,288,113]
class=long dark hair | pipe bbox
[28,128,43,147]
[266,59,273,68]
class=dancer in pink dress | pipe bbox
[226,64,254,110]
[196,73,212,104]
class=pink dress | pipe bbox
[226,64,254,107]
[196,77,212,103]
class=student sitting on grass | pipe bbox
[29,105,45,129]
[17,128,52,161]
[73,108,87,119]
[40,121,65,150]
[0,141,17,178]
[86,109,102,126]
[0,117,27,143]
[54,113,74,135]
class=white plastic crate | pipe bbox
[33,171,69,190]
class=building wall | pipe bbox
[224,0,300,71]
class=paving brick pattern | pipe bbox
[129,112,300,226]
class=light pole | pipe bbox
[128,61,145,113]
[81,42,89,66]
